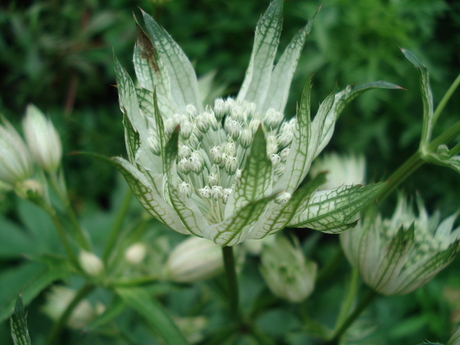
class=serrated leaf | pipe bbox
[10,296,31,345]
[402,49,434,147]
[163,128,209,237]
[288,182,386,233]
[248,172,327,240]
[226,126,272,217]
[116,287,189,345]
[210,195,276,246]
[274,77,313,194]
[262,8,318,114]
[142,10,202,113]
[237,0,283,109]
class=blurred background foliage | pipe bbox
[0,0,459,344]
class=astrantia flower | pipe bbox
[110,0,399,245]
[341,197,460,295]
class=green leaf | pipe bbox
[288,182,386,233]
[142,10,202,113]
[249,172,327,240]
[262,8,318,114]
[402,49,434,148]
[210,194,276,246]
[0,218,38,259]
[237,0,283,109]
[0,260,70,322]
[122,111,140,163]
[86,295,125,331]
[116,287,190,345]
[10,296,31,345]
[226,126,272,216]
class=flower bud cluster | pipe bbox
[141,97,297,224]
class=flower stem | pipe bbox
[45,283,94,345]
[433,73,460,126]
[49,171,91,251]
[324,289,378,345]
[103,188,133,263]
[222,246,240,323]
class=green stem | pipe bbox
[222,246,240,323]
[49,171,91,251]
[103,188,133,263]
[45,283,95,345]
[325,289,378,345]
[378,151,424,203]
[433,73,460,126]
[426,120,460,152]
[43,204,79,268]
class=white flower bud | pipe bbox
[178,158,191,174]
[189,151,204,174]
[165,237,223,282]
[223,188,233,204]
[211,185,224,200]
[264,108,284,128]
[210,146,223,165]
[266,135,278,156]
[199,185,211,198]
[235,169,242,180]
[223,141,236,156]
[195,114,210,133]
[207,173,218,186]
[23,105,62,173]
[181,120,193,139]
[280,147,290,162]
[15,179,44,200]
[240,129,253,148]
[204,110,218,131]
[125,243,147,264]
[225,119,241,140]
[179,181,192,197]
[178,144,192,159]
[224,156,238,174]
[186,104,198,118]
[278,131,293,148]
[0,119,33,185]
[79,251,104,277]
[249,119,261,133]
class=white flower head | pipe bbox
[341,196,460,295]
[23,104,62,173]
[110,0,400,245]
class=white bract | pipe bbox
[111,0,399,245]
[341,197,460,295]
[0,119,33,186]
[23,104,62,173]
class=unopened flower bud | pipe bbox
[0,119,33,185]
[165,237,223,283]
[23,104,62,173]
[79,250,104,276]
[260,236,317,303]
[125,243,147,264]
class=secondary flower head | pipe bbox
[23,104,62,173]
[260,235,317,303]
[0,118,33,186]
[110,0,399,245]
[341,196,460,295]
